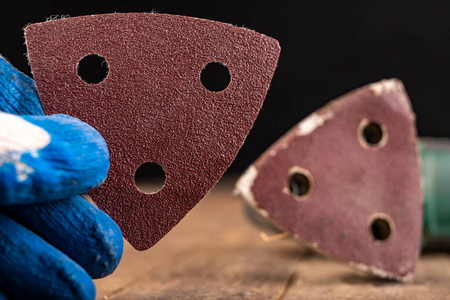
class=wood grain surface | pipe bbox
[95,177,450,300]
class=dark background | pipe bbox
[2,1,449,173]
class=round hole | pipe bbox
[370,217,392,241]
[288,172,311,197]
[77,54,109,84]
[358,119,388,148]
[134,162,166,194]
[363,122,383,145]
[200,61,231,92]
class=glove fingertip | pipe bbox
[88,207,124,278]
[36,114,110,188]
[61,263,97,300]
[0,113,110,205]
[3,196,124,279]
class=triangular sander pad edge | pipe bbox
[25,13,281,250]
[236,79,422,281]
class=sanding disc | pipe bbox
[25,13,280,250]
[236,79,422,281]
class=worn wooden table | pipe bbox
[95,177,450,300]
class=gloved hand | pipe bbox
[0,56,123,300]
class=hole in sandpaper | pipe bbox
[362,122,384,145]
[134,162,166,194]
[370,217,392,241]
[288,172,312,197]
[200,61,231,92]
[77,54,109,84]
[358,119,388,149]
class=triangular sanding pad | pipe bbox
[236,79,422,280]
[25,13,280,250]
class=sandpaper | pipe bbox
[25,13,280,250]
[236,79,422,280]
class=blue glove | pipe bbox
[0,56,123,300]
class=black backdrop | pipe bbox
[2,1,449,173]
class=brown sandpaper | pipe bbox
[236,80,422,280]
[25,13,280,250]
